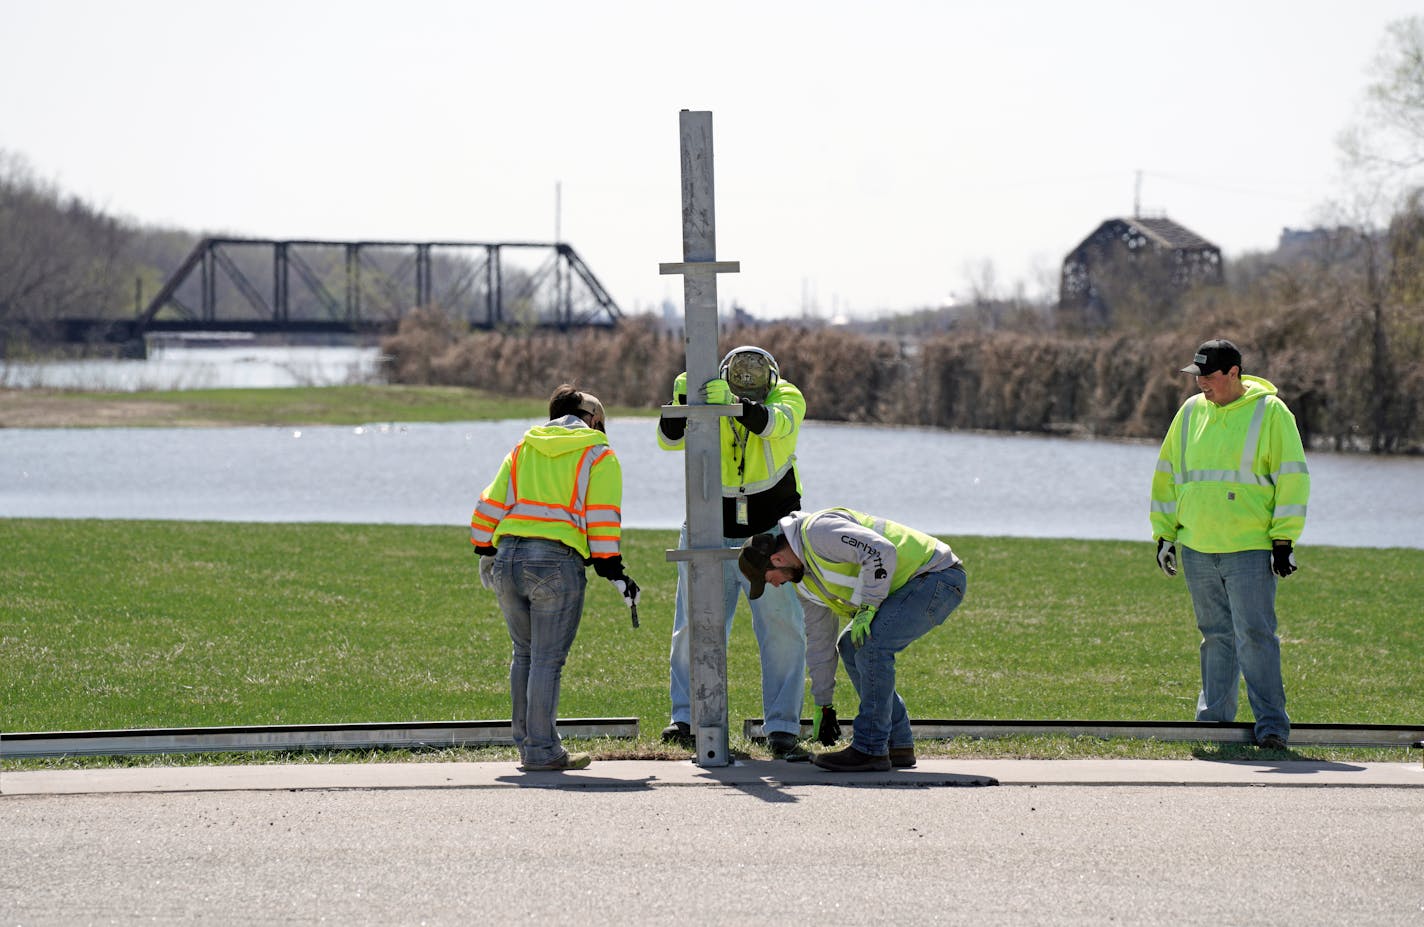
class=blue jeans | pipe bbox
[1181,546,1289,742]
[837,566,966,755]
[668,526,807,736]
[492,536,587,767]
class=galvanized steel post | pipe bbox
[659,110,743,767]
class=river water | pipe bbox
[1,419,1418,548]
[1,346,1419,547]
[0,342,383,391]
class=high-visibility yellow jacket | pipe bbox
[787,507,958,620]
[1150,376,1309,553]
[470,416,622,561]
[657,372,805,498]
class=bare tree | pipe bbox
[0,150,132,354]
[1338,17,1424,206]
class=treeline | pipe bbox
[381,194,1424,454]
[0,150,199,355]
[380,290,1424,455]
[380,195,1424,455]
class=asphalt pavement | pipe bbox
[4,758,1422,926]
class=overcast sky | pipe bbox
[2,0,1417,319]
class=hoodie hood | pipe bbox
[1231,375,1277,406]
[521,416,609,458]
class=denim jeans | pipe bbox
[837,566,966,756]
[1181,546,1289,742]
[492,536,587,767]
[668,526,807,736]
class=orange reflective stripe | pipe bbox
[568,446,607,522]
[586,505,622,529]
[481,435,621,559]
[507,502,580,524]
[505,512,577,527]
[474,498,509,521]
[587,534,620,554]
[507,442,524,502]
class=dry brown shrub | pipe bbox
[379,305,1422,452]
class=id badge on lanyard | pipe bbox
[733,425,751,526]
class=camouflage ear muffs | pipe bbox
[720,346,779,401]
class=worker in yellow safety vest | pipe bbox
[656,346,820,759]
[738,507,967,772]
[471,384,639,772]
[1150,339,1310,751]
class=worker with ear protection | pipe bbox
[657,346,834,760]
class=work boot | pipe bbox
[767,731,810,761]
[812,745,891,772]
[661,721,694,749]
[1256,734,1289,751]
[812,705,841,747]
[519,751,591,772]
[889,745,916,768]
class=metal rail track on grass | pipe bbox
[4,718,1419,760]
[744,719,1424,750]
[1,718,638,760]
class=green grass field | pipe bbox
[0,385,654,428]
[4,518,1420,767]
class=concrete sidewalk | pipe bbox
[5,756,1422,795]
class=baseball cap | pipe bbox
[1181,339,1242,376]
[738,533,779,600]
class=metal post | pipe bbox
[660,110,743,767]
[275,243,289,323]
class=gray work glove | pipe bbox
[1156,538,1177,577]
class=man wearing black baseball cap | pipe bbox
[1180,338,1243,376]
[1150,339,1310,751]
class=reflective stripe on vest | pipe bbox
[470,442,620,555]
[1174,394,1275,488]
[797,508,939,620]
[797,512,893,617]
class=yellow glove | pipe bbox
[700,377,734,405]
[850,604,877,646]
[672,372,688,405]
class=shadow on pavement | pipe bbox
[1191,744,1365,773]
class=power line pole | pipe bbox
[659,110,742,767]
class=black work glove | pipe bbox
[474,544,496,557]
[1271,540,1298,578]
[592,555,625,579]
[735,397,770,434]
[812,705,841,747]
[657,373,692,441]
[1155,538,1177,577]
[658,411,687,442]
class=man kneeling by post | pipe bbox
[738,508,967,772]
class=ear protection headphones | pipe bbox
[718,346,780,392]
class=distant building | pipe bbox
[1060,216,1223,327]
[1274,226,1368,264]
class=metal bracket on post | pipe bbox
[660,109,740,767]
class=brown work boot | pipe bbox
[812,745,891,772]
[889,745,916,768]
[519,751,591,772]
